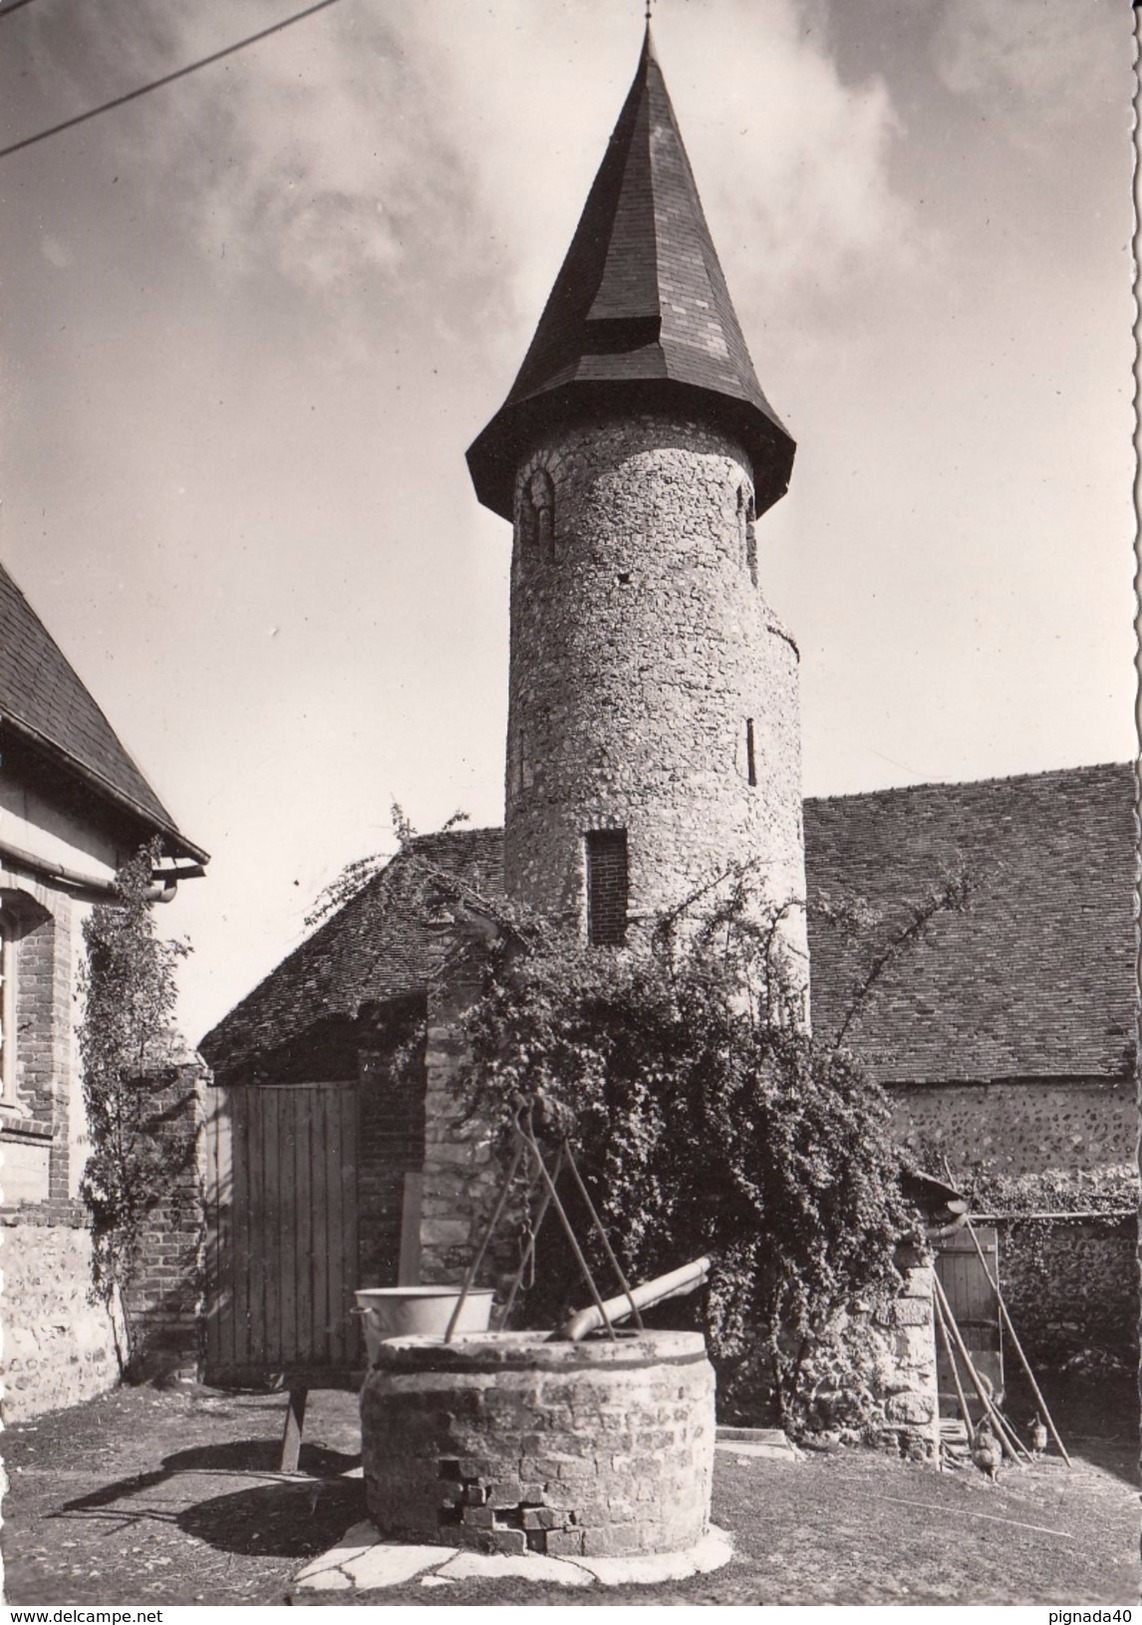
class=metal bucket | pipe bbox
[354,1287,495,1362]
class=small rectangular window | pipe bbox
[586,830,628,946]
[745,719,757,787]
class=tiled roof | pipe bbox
[804,763,1137,1083]
[0,560,205,861]
[200,766,1136,1088]
[199,828,504,1086]
[467,28,795,520]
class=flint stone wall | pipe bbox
[505,414,807,986]
[361,1330,715,1558]
[893,1076,1135,1182]
[0,1214,119,1421]
[894,1076,1137,1367]
[994,1215,1137,1368]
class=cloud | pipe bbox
[412,0,925,350]
[932,0,1125,128]
[173,11,470,296]
[14,2,480,305]
[12,0,922,352]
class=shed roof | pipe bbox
[199,827,504,1086]
[200,765,1135,1089]
[0,560,206,863]
[803,762,1136,1083]
[467,29,795,520]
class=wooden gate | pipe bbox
[935,1225,1003,1420]
[203,1082,361,1388]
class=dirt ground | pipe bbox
[1,1373,1137,1607]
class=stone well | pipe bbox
[360,1329,715,1559]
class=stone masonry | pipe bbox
[0,1213,120,1421]
[505,413,807,996]
[877,1252,940,1461]
[361,1330,715,1558]
[418,970,502,1287]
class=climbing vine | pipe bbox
[305,800,469,930]
[77,840,191,1367]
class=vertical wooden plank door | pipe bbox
[935,1226,1003,1421]
[202,1082,360,1387]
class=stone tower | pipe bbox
[468,31,807,984]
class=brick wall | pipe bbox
[358,1013,427,1287]
[121,1059,208,1379]
[2,1056,209,1407]
[586,830,628,946]
[418,973,505,1287]
[2,883,75,1204]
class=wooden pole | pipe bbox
[932,1273,1027,1465]
[515,1123,618,1341]
[932,1287,974,1435]
[959,1215,1073,1468]
[562,1138,645,1331]
[499,1143,564,1327]
[443,1140,525,1344]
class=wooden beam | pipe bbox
[279,1386,308,1475]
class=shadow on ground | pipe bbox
[1006,1367,1139,1490]
[175,1477,364,1558]
[56,1435,364,1561]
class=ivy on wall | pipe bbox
[77,840,191,1372]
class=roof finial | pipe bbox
[644,0,653,24]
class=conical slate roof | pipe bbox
[468,29,795,520]
[0,559,207,863]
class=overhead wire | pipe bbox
[0,0,347,161]
[0,1,42,20]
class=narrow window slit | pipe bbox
[519,468,555,560]
[586,830,628,946]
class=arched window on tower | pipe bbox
[738,483,758,587]
[519,469,555,561]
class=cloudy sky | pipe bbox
[1,0,1134,1041]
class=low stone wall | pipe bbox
[361,1330,715,1558]
[0,1213,120,1422]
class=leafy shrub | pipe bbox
[459,876,922,1434]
